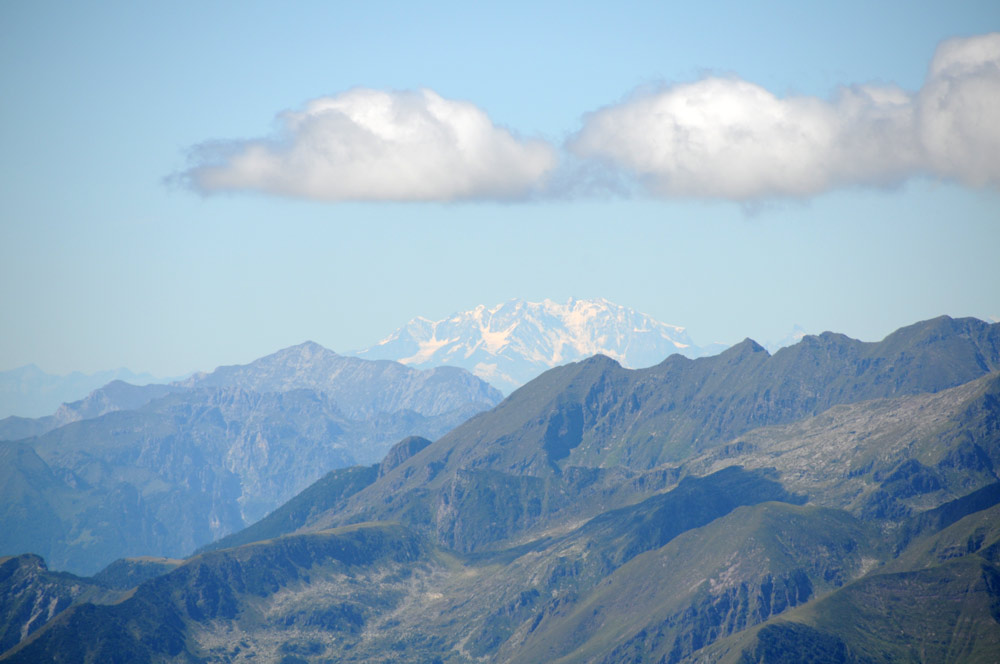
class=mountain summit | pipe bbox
[180,340,500,418]
[0,341,502,575]
[354,298,725,392]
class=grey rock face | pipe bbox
[182,341,502,417]
[0,343,502,575]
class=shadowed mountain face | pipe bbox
[701,502,1000,664]
[290,316,1000,553]
[0,474,832,664]
[0,553,140,655]
[3,317,1000,662]
[1,525,433,664]
[379,315,1000,481]
[0,343,502,575]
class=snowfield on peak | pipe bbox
[353,298,727,393]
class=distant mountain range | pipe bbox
[354,297,729,393]
[0,298,716,419]
[0,365,177,419]
[0,342,501,574]
[3,315,999,663]
[0,298,756,422]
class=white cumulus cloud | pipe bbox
[569,32,1000,201]
[918,33,1000,187]
[179,34,1000,204]
[183,88,557,202]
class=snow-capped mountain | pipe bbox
[353,298,727,393]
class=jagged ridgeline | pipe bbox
[3,315,1000,663]
[0,343,502,575]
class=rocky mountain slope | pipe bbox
[0,343,501,575]
[700,500,1000,663]
[3,316,999,662]
[303,316,1000,554]
[181,341,499,418]
[8,480,997,663]
[354,297,727,393]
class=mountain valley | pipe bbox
[2,316,999,662]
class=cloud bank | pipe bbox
[184,88,557,201]
[917,33,1000,187]
[571,32,1000,200]
[180,33,1000,203]
[570,78,921,199]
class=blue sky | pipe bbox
[1,0,998,376]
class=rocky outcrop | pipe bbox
[0,555,116,654]
[379,435,433,478]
